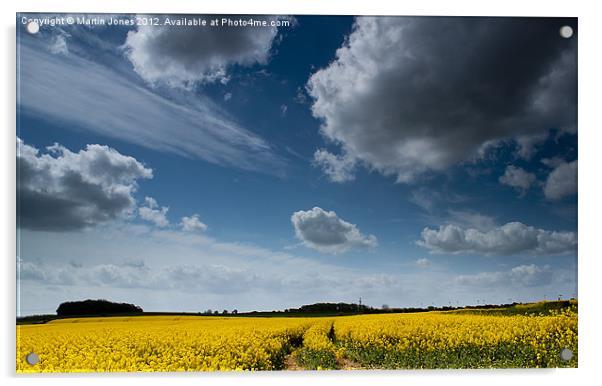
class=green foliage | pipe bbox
[295,348,339,370]
[449,300,577,317]
[342,342,578,369]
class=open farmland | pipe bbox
[16,301,577,372]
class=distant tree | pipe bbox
[205,309,212,315]
[213,310,219,315]
[232,309,238,315]
[382,304,390,310]
[56,299,142,316]
[222,310,228,315]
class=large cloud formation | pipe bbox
[418,222,576,256]
[124,16,288,87]
[291,207,377,254]
[17,138,152,231]
[307,17,577,182]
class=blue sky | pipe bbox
[16,14,577,314]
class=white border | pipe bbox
[3,1,601,386]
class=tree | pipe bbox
[56,299,143,316]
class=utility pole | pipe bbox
[358,297,362,313]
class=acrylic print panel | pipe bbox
[16,13,578,372]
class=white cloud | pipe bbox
[17,221,577,314]
[123,16,286,88]
[138,197,169,227]
[312,149,356,183]
[418,222,576,256]
[223,92,232,101]
[291,207,377,254]
[446,210,496,232]
[17,138,152,231]
[307,17,576,182]
[456,264,552,287]
[180,214,208,232]
[18,39,284,175]
[49,34,69,55]
[415,258,431,268]
[543,159,577,200]
[499,165,537,192]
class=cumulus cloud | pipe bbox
[312,149,356,183]
[123,16,288,88]
[307,17,576,182]
[17,138,152,231]
[291,207,377,254]
[456,264,552,287]
[138,197,169,227]
[543,159,577,200]
[418,222,576,256]
[415,258,431,268]
[499,165,537,192]
[180,214,208,232]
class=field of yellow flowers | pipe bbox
[16,302,577,372]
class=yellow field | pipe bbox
[16,304,577,372]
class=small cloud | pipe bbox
[415,258,431,268]
[180,214,208,232]
[499,165,537,194]
[223,92,232,101]
[543,159,577,200]
[49,34,69,55]
[138,197,169,227]
[313,149,356,183]
[291,207,377,254]
[280,104,288,117]
[541,157,564,168]
[293,86,309,105]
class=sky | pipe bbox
[16,14,578,315]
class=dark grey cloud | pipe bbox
[418,221,576,256]
[307,17,577,182]
[291,207,377,254]
[124,16,291,87]
[17,138,152,231]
